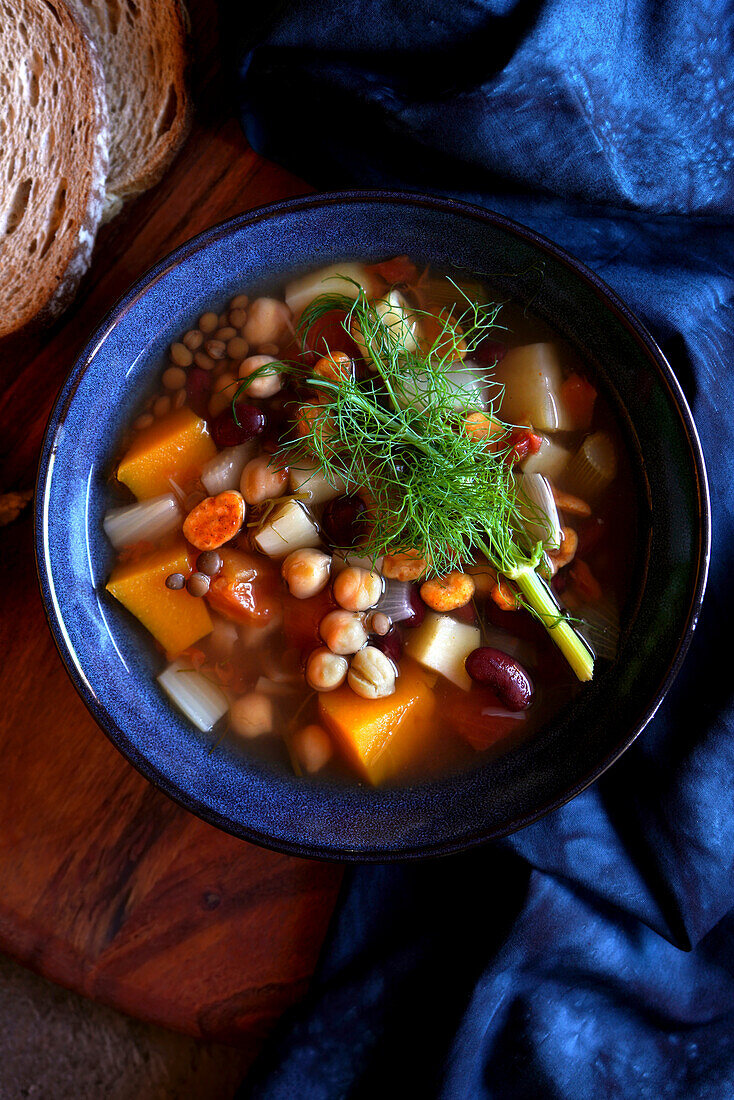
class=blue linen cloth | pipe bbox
[227,1,734,1094]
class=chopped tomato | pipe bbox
[180,646,207,670]
[504,428,543,464]
[282,587,336,651]
[367,256,419,286]
[301,310,359,363]
[560,373,597,429]
[440,682,523,751]
[206,548,280,626]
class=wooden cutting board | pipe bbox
[0,0,343,1052]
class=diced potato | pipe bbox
[106,539,212,655]
[289,461,346,504]
[254,499,321,558]
[117,408,217,500]
[405,611,481,690]
[318,659,436,784]
[284,263,375,319]
[521,433,571,480]
[493,344,570,432]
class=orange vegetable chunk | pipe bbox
[207,547,281,626]
[318,659,437,785]
[106,538,213,656]
[117,407,217,500]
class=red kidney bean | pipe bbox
[465,647,534,711]
[186,367,212,417]
[474,339,506,367]
[321,494,368,547]
[404,585,425,628]
[373,629,402,665]
[210,402,266,448]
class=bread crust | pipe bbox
[0,0,109,338]
[74,0,192,218]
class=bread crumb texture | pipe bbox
[0,0,109,337]
[76,0,191,215]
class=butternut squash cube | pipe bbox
[106,539,213,656]
[117,408,217,500]
[318,659,436,785]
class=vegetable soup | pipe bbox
[103,257,637,785]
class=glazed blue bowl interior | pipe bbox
[36,192,709,860]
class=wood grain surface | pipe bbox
[0,0,343,1051]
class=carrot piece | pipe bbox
[491,578,519,611]
[183,490,246,551]
[552,487,592,517]
[313,352,353,382]
[569,559,603,602]
[207,547,280,625]
[560,373,597,429]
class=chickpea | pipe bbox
[243,298,292,348]
[240,454,289,505]
[305,647,349,692]
[238,354,283,399]
[282,548,332,599]
[348,646,396,699]
[420,571,475,612]
[333,566,383,612]
[230,692,273,738]
[292,724,334,773]
[319,609,368,655]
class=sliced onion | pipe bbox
[201,442,257,496]
[103,493,182,549]
[517,472,562,551]
[395,359,488,413]
[158,661,229,732]
[376,580,415,622]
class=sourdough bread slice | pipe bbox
[0,0,109,338]
[74,0,191,219]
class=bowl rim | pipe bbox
[34,189,711,861]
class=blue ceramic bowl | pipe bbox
[35,192,710,861]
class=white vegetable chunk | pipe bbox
[158,661,229,732]
[285,262,374,319]
[493,343,570,431]
[103,493,182,549]
[254,499,321,558]
[516,472,562,551]
[396,359,488,413]
[521,433,571,480]
[201,442,258,496]
[289,461,346,504]
[405,612,481,691]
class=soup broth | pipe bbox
[103,257,637,785]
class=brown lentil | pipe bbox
[227,336,248,360]
[199,311,219,334]
[194,351,215,371]
[205,339,227,360]
[162,366,187,390]
[230,294,249,310]
[197,550,223,576]
[134,412,154,430]
[215,326,237,341]
[371,611,392,636]
[229,307,248,329]
[186,571,211,597]
[153,395,171,418]
[183,329,204,350]
[170,342,193,368]
[218,312,229,327]
[165,572,185,590]
[173,388,187,409]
